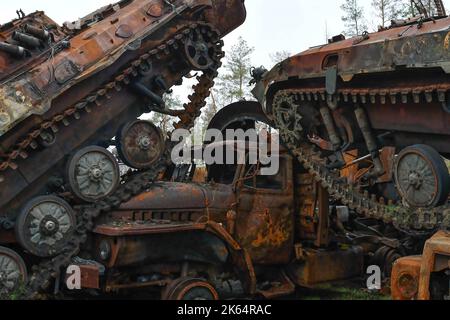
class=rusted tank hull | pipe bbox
[0,0,246,298]
[0,0,246,225]
[254,17,450,155]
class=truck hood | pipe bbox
[118,181,234,211]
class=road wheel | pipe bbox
[395,144,450,208]
[67,146,120,202]
[0,246,28,297]
[117,120,165,170]
[15,196,76,257]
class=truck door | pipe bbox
[235,155,295,265]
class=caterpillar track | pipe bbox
[25,25,223,298]
[0,0,246,299]
[272,88,450,233]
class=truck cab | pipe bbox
[71,138,364,299]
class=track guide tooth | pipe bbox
[19,151,28,159]
[401,92,409,104]
[425,91,433,103]
[413,90,421,103]
[29,141,38,150]
[437,90,446,103]
[390,93,397,104]
[50,125,59,134]
[8,161,18,170]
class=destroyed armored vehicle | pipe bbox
[252,0,450,235]
[0,0,246,298]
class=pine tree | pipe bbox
[341,0,367,36]
[217,37,255,105]
[201,90,220,135]
[423,0,439,16]
[372,0,408,27]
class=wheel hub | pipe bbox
[69,147,120,202]
[395,144,450,208]
[117,120,164,170]
[0,247,27,294]
[138,135,151,150]
[196,42,208,54]
[40,216,59,236]
[408,171,423,189]
[89,166,104,181]
[16,196,76,257]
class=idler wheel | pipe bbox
[395,144,450,208]
[67,146,120,202]
[15,196,76,257]
[184,30,215,70]
[162,277,219,300]
[117,120,165,170]
[0,246,28,296]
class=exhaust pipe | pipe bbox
[0,42,28,58]
[12,31,43,49]
[24,24,51,41]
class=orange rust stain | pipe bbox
[251,209,290,248]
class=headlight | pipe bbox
[397,272,418,299]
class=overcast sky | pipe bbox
[2,0,449,106]
[2,0,449,68]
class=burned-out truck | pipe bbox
[65,102,398,299]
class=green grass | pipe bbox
[0,282,27,301]
[296,282,391,301]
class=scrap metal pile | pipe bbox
[0,0,449,300]
[0,0,246,298]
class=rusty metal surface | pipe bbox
[255,17,450,100]
[391,255,422,300]
[0,0,246,299]
[78,265,101,290]
[286,246,364,287]
[0,0,245,136]
[0,0,245,217]
[392,231,450,300]
[251,6,450,243]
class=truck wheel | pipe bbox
[162,277,219,300]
